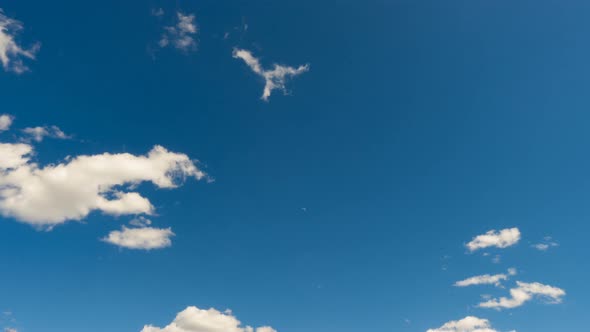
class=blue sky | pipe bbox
[0,1,589,331]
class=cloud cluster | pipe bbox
[466,228,521,252]
[532,236,559,251]
[141,306,276,332]
[426,316,499,332]
[454,268,517,288]
[159,12,198,52]
[478,281,565,310]
[233,48,309,101]
[0,9,39,73]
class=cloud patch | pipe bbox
[0,9,39,73]
[0,143,205,228]
[141,306,277,332]
[478,281,565,310]
[22,125,70,142]
[233,48,309,101]
[0,114,13,132]
[466,228,520,252]
[426,316,500,332]
[454,268,517,288]
[159,12,198,52]
[102,226,174,250]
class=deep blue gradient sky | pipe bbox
[1,1,589,331]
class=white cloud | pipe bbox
[102,226,173,250]
[4,328,17,332]
[0,9,39,73]
[159,12,198,52]
[141,306,276,332]
[478,281,565,309]
[454,269,516,288]
[0,114,13,131]
[233,48,309,101]
[0,143,205,228]
[426,316,500,332]
[466,228,521,252]
[22,125,70,142]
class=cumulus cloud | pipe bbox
[159,12,198,52]
[0,114,13,131]
[478,281,565,309]
[454,268,517,288]
[141,306,276,332]
[102,226,174,250]
[22,125,70,142]
[0,9,39,73]
[426,316,500,332]
[466,228,521,252]
[233,48,309,101]
[0,143,205,228]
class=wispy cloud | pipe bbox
[426,316,502,332]
[0,9,39,73]
[233,48,309,101]
[454,268,517,288]
[478,281,565,310]
[159,12,198,52]
[466,228,520,252]
[141,306,276,332]
[532,236,559,251]
[22,125,70,142]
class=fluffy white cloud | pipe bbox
[141,306,276,332]
[454,268,516,288]
[0,143,205,227]
[0,114,13,131]
[0,9,39,73]
[22,125,70,142]
[478,281,565,309]
[233,48,309,101]
[426,316,500,332]
[159,12,198,52]
[466,228,520,252]
[102,226,174,250]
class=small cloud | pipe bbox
[532,236,559,251]
[0,114,14,132]
[151,8,164,17]
[140,306,277,332]
[466,228,521,252]
[4,328,17,332]
[454,268,516,288]
[478,281,565,310]
[102,226,174,250]
[0,9,40,73]
[233,48,309,101]
[426,316,503,332]
[129,216,152,227]
[159,12,198,52]
[22,125,70,142]
[492,255,501,264]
